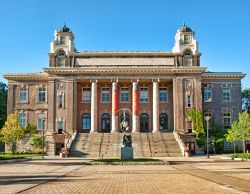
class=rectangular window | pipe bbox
[159,88,168,102]
[140,87,148,102]
[102,87,110,102]
[39,88,46,103]
[82,87,91,102]
[204,112,212,129]
[60,36,65,44]
[59,95,63,108]
[223,112,231,129]
[19,113,27,127]
[37,114,45,130]
[184,35,191,43]
[120,87,129,102]
[187,95,192,108]
[204,88,212,102]
[19,87,27,103]
[222,86,230,102]
[58,120,63,133]
[57,57,65,67]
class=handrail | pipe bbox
[99,133,105,159]
[146,133,153,157]
[66,130,77,150]
[173,131,185,156]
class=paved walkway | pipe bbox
[0,158,249,194]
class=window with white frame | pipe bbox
[223,112,231,129]
[56,50,66,67]
[82,87,91,102]
[60,36,65,44]
[19,87,27,103]
[222,85,231,102]
[204,87,212,102]
[39,88,46,103]
[140,87,148,102]
[37,114,45,130]
[120,87,129,102]
[183,51,192,66]
[19,113,27,127]
[159,87,168,102]
[184,35,191,44]
[102,87,110,102]
[204,112,212,129]
[187,95,192,108]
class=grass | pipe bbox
[0,152,42,160]
[231,153,250,159]
[91,158,162,163]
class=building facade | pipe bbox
[4,24,245,155]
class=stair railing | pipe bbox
[99,133,105,159]
[146,133,153,157]
[173,131,185,156]
[66,130,77,150]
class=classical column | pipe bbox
[47,79,56,132]
[7,84,14,115]
[152,80,160,132]
[66,79,76,133]
[173,77,184,132]
[132,81,139,133]
[90,80,98,132]
[111,81,119,132]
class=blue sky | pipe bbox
[0,0,249,88]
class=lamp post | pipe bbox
[205,115,211,158]
[42,119,45,159]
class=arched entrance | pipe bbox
[82,113,91,132]
[160,113,168,131]
[140,113,149,132]
[101,113,110,133]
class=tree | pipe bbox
[0,82,7,129]
[30,136,43,151]
[209,121,226,153]
[242,88,250,112]
[225,111,250,153]
[24,123,37,135]
[0,111,25,153]
[186,107,205,141]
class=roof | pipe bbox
[57,24,71,33]
[178,22,194,33]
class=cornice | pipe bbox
[43,66,207,75]
[202,72,246,79]
[3,73,48,81]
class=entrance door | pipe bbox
[140,113,149,132]
[101,113,110,133]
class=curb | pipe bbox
[0,158,32,164]
[90,162,169,165]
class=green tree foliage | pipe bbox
[0,82,7,129]
[209,121,226,153]
[24,123,37,135]
[30,136,43,151]
[186,107,205,140]
[225,111,250,153]
[242,88,250,112]
[0,111,25,153]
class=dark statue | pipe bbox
[120,112,132,147]
[122,134,132,147]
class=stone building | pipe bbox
[4,24,245,155]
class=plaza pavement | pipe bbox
[0,156,249,194]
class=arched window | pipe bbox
[183,51,192,66]
[56,50,66,67]
[82,113,91,131]
[140,113,149,132]
[160,113,168,131]
[101,113,110,133]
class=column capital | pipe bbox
[90,79,98,83]
[131,79,139,83]
[111,78,119,83]
[152,78,160,82]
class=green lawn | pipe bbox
[231,153,250,159]
[0,153,42,160]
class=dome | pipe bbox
[178,22,193,33]
[57,24,71,33]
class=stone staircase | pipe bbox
[69,132,182,158]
